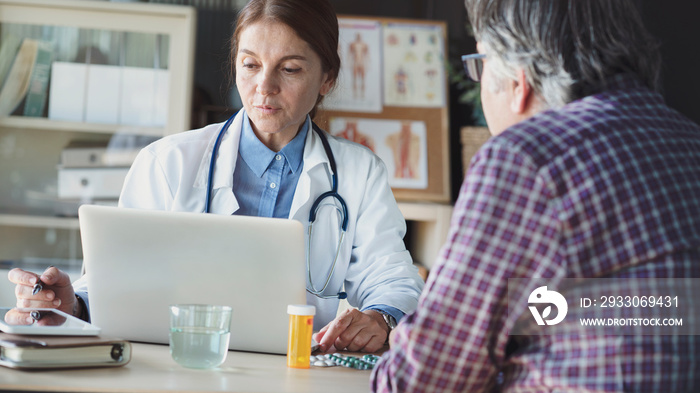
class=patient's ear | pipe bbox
[510,69,532,114]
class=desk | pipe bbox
[0,343,374,392]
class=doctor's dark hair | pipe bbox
[229,0,340,118]
[465,0,662,108]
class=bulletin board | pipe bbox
[314,15,450,203]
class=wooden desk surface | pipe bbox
[0,343,374,392]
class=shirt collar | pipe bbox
[239,112,308,177]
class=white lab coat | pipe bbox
[78,111,423,328]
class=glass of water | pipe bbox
[169,304,232,369]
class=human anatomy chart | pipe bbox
[382,23,446,107]
[323,19,382,113]
[329,117,428,189]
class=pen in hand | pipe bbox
[32,278,44,296]
[32,265,52,296]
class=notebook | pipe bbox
[78,204,307,355]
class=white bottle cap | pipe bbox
[287,304,316,316]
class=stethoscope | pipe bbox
[205,113,348,299]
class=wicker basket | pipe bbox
[460,126,491,176]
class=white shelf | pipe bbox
[0,116,164,137]
[0,213,79,230]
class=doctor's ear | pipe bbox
[319,74,336,97]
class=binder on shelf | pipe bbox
[119,67,169,127]
[60,146,140,168]
[57,142,143,205]
[49,63,170,126]
[57,166,130,200]
[0,333,131,370]
[48,62,87,122]
[85,64,120,124]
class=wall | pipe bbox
[640,1,700,125]
[148,0,700,202]
[331,0,474,202]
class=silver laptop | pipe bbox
[78,204,307,354]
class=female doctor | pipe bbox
[8,0,423,353]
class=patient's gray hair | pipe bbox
[465,0,661,108]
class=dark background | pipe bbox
[155,0,700,203]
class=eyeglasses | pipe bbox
[461,53,486,82]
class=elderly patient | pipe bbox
[371,0,700,392]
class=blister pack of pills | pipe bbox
[310,353,380,370]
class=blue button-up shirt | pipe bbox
[233,113,307,218]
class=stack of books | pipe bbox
[0,332,131,370]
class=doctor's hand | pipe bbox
[313,309,389,353]
[7,267,80,318]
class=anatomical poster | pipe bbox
[323,18,382,113]
[329,117,428,189]
[382,22,446,107]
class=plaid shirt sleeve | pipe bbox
[370,136,564,393]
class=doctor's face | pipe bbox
[235,21,333,150]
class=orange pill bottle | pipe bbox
[286,304,316,368]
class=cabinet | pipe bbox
[0,0,195,284]
[398,202,452,270]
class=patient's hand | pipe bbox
[7,266,79,318]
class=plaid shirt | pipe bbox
[371,75,700,393]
